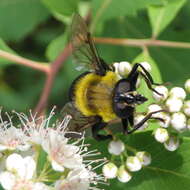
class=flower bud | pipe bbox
[108,140,125,156]
[169,87,186,100]
[158,113,171,128]
[185,79,190,93]
[166,98,183,113]
[136,151,151,166]
[134,114,148,131]
[148,104,162,117]
[171,112,186,132]
[118,62,132,77]
[164,136,179,151]
[113,62,122,79]
[117,165,132,183]
[154,128,169,143]
[126,156,142,172]
[102,162,118,179]
[140,62,151,72]
[183,100,190,117]
[153,86,168,101]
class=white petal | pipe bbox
[6,153,23,172]
[0,145,7,151]
[17,143,31,151]
[51,160,65,172]
[62,154,83,169]
[0,171,15,190]
[33,182,50,190]
[22,156,36,180]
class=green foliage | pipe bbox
[0,0,50,41]
[88,132,190,190]
[41,0,79,16]
[0,0,190,189]
[148,0,187,37]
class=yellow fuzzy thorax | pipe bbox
[74,71,119,122]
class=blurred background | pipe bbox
[0,0,189,113]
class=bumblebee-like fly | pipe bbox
[63,14,164,140]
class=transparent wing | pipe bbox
[61,102,97,133]
[70,14,110,75]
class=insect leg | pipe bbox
[122,119,129,134]
[127,110,166,134]
[92,121,112,140]
[139,71,163,96]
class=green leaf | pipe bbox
[0,0,50,41]
[92,0,163,25]
[148,0,186,38]
[41,0,78,16]
[46,33,67,61]
[113,133,190,190]
[133,50,162,112]
[89,132,190,190]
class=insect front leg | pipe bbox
[127,110,166,134]
[92,120,112,141]
[127,63,162,95]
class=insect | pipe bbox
[62,14,165,140]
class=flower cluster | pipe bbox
[150,81,190,151]
[105,61,190,183]
[0,109,105,190]
[102,139,151,183]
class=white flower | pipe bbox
[14,109,57,145]
[55,167,99,190]
[153,86,168,101]
[134,114,148,130]
[164,136,179,151]
[171,112,187,132]
[102,162,118,179]
[42,129,83,171]
[140,62,151,72]
[169,87,186,100]
[166,98,183,113]
[154,128,169,143]
[117,61,132,77]
[126,156,142,172]
[183,100,190,117]
[108,140,125,155]
[185,79,190,93]
[117,165,132,183]
[136,151,151,166]
[0,153,49,190]
[158,113,171,128]
[0,126,30,152]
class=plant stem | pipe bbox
[0,50,50,73]
[94,37,190,49]
[33,44,72,115]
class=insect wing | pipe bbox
[61,102,97,133]
[70,14,105,73]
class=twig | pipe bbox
[33,44,72,115]
[0,50,50,73]
[94,37,190,49]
